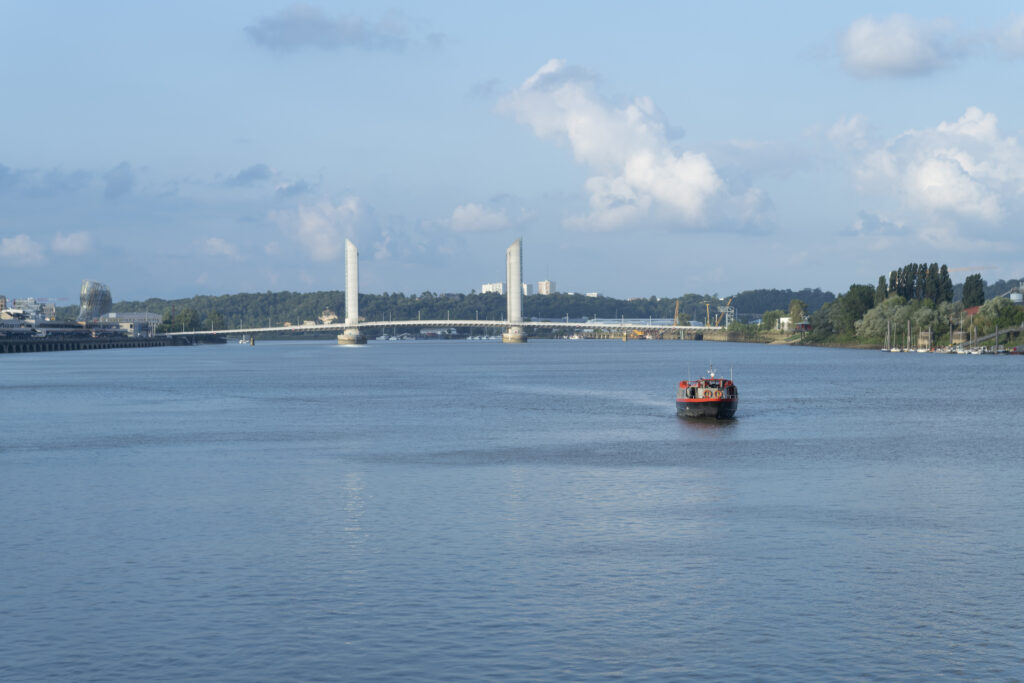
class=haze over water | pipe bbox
[3,340,1023,680]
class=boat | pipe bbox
[676,365,738,419]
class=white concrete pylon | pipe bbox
[338,238,367,345]
[503,238,527,343]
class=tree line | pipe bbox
[55,287,837,332]
[798,264,1022,348]
[882,263,954,305]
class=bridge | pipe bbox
[964,323,1024,348]
[164,318,720,338]
[163,238,722,343]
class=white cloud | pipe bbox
[51,231,92,255]
[0,234,46,264]
[498,59,724,230]
[203,237,241,259]
[839,107,1024,235]
[272,198,366,261]
[997,15,1024,57]
[450,203,509,232]
[841,15,961,78]
[827,115,869,150]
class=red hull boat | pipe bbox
[676,366,738,419]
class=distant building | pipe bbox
[585,292,600,298]
[538,280,556,295]
[11,298,54,321]
[79,280,112,321]
[101,312,162,337]
[777,316,810,332]
[0,295,6,311]
[482,282,504,295]
[522,282,532,296]
[319,308,338,324]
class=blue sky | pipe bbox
[3,2,1024,302]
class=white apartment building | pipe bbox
[537,280,556,295]
[481,282,504,295]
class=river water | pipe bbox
[2,340,1022,680]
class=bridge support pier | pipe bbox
[337,328,367,345]
[502,326,527,344]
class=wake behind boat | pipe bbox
[676,365,738,419]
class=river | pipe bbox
[2,340,1022,680]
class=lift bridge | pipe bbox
[164,239,723,344]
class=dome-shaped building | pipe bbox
[78,280,112,321]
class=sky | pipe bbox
[3,1,1024,302]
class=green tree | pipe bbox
[874,276,887,306]
[829,284,875,335]
[975,297,1024,331]
[962,274,985,307]
[924,263,940,302]
[760,309,785,331]
[788,299,807,323]
[939,265,954,303]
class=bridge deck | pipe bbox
[165,320,723,336]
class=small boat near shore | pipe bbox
[676,365,738,419]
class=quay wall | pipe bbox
[0,337,178,354]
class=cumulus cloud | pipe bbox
[838,107,1024,242]
[247,4,407,52]
[227,163,272,187]
[272,198,369,261]
[103,162,135,199]
[0,234,46,264]
[498,59,726,231]
[451,203,509,232]
[840,14,963,78]
[51,231,92,255]
[203,237,241,259]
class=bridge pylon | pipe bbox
[338,238,367,345]
[502,238,527,343]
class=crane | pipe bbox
[714,297,734,327]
